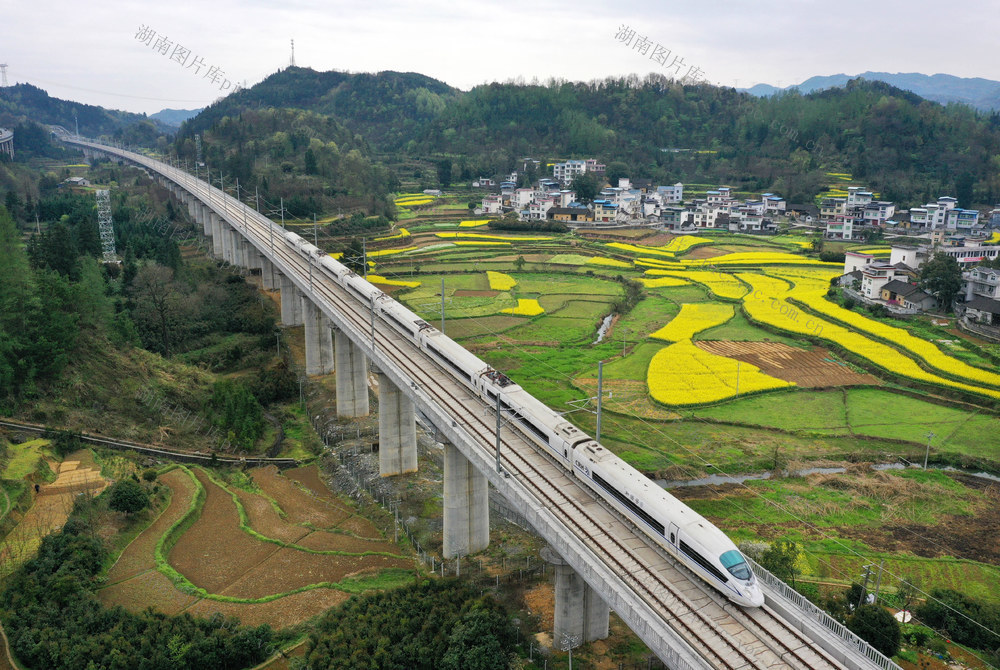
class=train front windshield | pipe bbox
[720,550,752,580]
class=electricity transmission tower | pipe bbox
[95,190,117,262]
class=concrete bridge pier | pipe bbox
[304,300,334,376]
[375,370,417,476]
[542,546,610,644]
[334,328,369,417]
[235,235,250,269]
[221,224,235,264]
[210,213,224,258]
[278,275,304,326]
[442,443,489,558]
[198,202,212,236]
[260,256,276,290]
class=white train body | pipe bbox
[308,240,763,608]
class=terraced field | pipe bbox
[98,464,414,628]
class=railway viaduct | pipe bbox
[60,132,898,670]
[0,127,13,159]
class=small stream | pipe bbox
[592,314,614,344]
[656,463,1000,489]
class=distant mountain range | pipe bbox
[150,108,203,127]
[743,72,1000,111]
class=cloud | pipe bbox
[3,0,998,114]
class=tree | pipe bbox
[440,609,519,670]
[303,147,318,175]
[436,159,452,188]
[604,161,629,186]
[896,575,920,613]
[129,263,182,356]
[514,255,525,271]
[919,252,962,310]
[759,539,800,586]
[848,605,901,658]
[955,171,975,208]
[107,479,150,514]
[570,172,600,202]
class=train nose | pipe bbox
[745,585,765,608]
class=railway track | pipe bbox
[72,139,851,670]
[0,419,298,468]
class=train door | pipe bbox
[668,523,679,546]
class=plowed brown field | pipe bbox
[170,470,410,599]
[100,464,412,629]
[695,342,879,387]
[105,468,197,584]
[252,466,351,527]
[181,589,351,628]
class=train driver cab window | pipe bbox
[720,550,752,580]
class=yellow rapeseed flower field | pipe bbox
[436,232,553,241]
[366,275,422,288]
[453,241,510,246]
[638,276,690,288]
[587,257,632,268]
[501,299,544,316]
[651,303,734,342]
[663,235,713,253]
[459,220,492,227]
[375,228,410,241]
[738,273,1000,399]
[607,242,676,258]
[647,339,794,406]
[487,271,517,291]
[645,270,747,299]
[783,274,1000,389]
[368,246,418,258]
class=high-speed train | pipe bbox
[295,234,763,608]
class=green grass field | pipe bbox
[3,439,51,480]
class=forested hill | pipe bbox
[179,67,459,150]
[175,68,1000,207]
[0,83,163,138]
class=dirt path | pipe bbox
[0,621,23,670]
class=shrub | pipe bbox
[849,605,901,658]
[107,479,150,514]
[843,297,856,310]
[141,469,158,482]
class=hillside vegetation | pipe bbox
[176,69,1000,208]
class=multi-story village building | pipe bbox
[552,158,605,185]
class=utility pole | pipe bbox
[858,564,874,609]
[872,558,885,604]
[495,392,503,474]
[440,278,446,333]
[596,360,603,443]
[362,237,368,279]
[923,431,935,469]
[280,197,285,228]
[313,212,318,246]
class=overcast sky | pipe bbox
[4,0,999,116]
